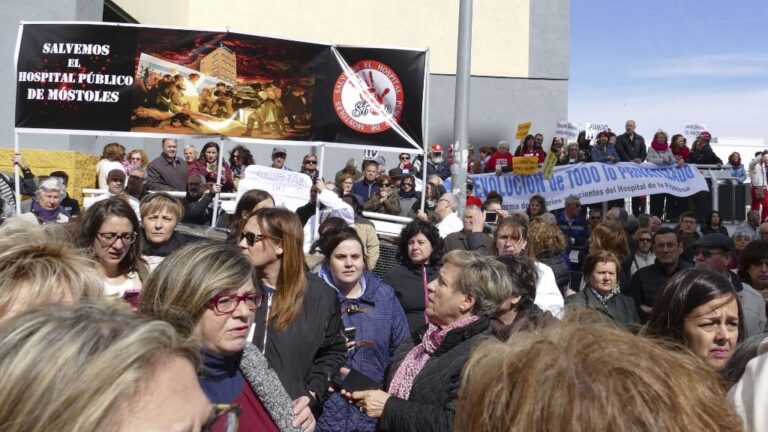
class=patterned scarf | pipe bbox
[388,315,479,400]
[589,285,622,308]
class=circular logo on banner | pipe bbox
[333,60,404,134]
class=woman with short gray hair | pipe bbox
[344,250,512,432]
[21,177,70,224]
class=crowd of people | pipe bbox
[0,127,767,431]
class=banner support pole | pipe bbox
[310,143,326,246]
[13,132,21,216]
[451,0,473,218]
[211,136,225,228]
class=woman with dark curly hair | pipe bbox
[701,210,729,236]
[229,145,255,189]
[189,141,235,192]
[526,195,548,220]
[384,220,444,333]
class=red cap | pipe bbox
[699,131,712,138]
[431,144,444,152]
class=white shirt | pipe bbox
[728,340,768,432]
[437,211,463,238]
[96,160,126,190]
[302,189,355,253]
[534,261,565,318]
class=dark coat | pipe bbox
[686,143,723,165]
[538,252,570,294]
[384,264,440,334]
[146,154,188,191]
[615,132,647,162]
[565,287,640,330]
[252,273,347,410]
[443,230,494,255]
[626,259,693,319]
[378,318,491,432]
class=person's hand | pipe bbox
[716,163,723,169]
[633,158,642,164]
[210,183,222,194]
[495,163,502,176]
[380,188,389,200]
[292,396,316,432]
[470,216,484,233]
[416,210,428,222]
[344,389,390,419]
[238,172,246,179]
[497,209,510,220]
[12,153,28,170]
[315,177,326,192]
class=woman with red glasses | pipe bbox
[141,241,301,432]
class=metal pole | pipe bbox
[14,132,21,216]
[451,0,473,217]
[211,136,225,228]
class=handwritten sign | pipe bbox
[582,122,609,140]
[555,120,579,139]
[515,121,532,140]
[236,165,312,211]
[542,152,558,179]
[513,156,539,175]
[684,123,707,138]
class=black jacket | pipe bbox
[252,273,347,409]
[379,318,490,432]
[615,132,646,162]
[626,259,693,319]
[686,143,722,165]
[538,252,570,294]
[384,264,440,334]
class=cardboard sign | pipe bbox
[684,123,707,138]
[582,122,609,140]
[512,156,539,175]
[237,165,312,211]
[542,152,558,179]
[515,121,532,140]
[555,121,579,139]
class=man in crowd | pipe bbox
[417,192,462,238]
[648,215,662,234]
[146,138,188,191]
[126,167,149,200]
[627,227,692,320]
[677,211,701,262]
[738,209,761,240]
[351,160,380,201]
[299,154,319,182]
[270,147,292,171]
[1,152,38,219]
[587,207,602,231]
[760,222,768,240]
[691,234,766,338]
[414,144,451,180]
[443,205,493,254]
[88,169,140,218]
[181,174,220,225]
[616,120,647,215]
[557,195,589,259]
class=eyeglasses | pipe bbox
[96,232,137,245]
[381,183,391,187]
[240,230,265,247]
[208,292,265,314]
[304,160,317,165]
[694,249,725,258]
[202,404,242,432]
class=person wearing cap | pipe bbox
[466,178,482,207]
[270,146,293,171]
[484,141,514,173]
[351,160,380,201]
[748,151,768,223]
[591,131,620,164]
[414,144,451,180]
[86,169,141,220]
[692,233,766,338]
[686,131,722,166]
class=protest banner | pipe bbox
[15,22,427,151]
[541,152,558,179]
[235,165,312,211]
[446,162,708,212]
[512,156,538,175]
[582,122,609,140]
[684,123,708,138]
[555,121,579,140]
[515,121,532,140]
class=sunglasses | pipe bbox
[694,249,725,258]
[240,230,265,247]
[401,182,414,187]
[400,156,410,161]
[304,160,317,165]
[381,183,391,187]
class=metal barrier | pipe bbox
[81,189,238,213]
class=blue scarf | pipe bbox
[198,349,245,403]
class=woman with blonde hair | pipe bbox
[96,142,126,189]
[585,221,630,287]
[0,302,215,432]
[527,218,569,294]
[239,207,346,422]
[139,193,189,270]
[629,227,655,275]
[455,317,742,431]
[0,242,103,322]
[141,241,300,431]
[126,148,149,170]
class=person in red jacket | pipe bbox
[484,141,514,173]
[514,135,546,163]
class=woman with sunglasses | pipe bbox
[141,241,301,432]
[239,208,347,427]
[629,228,656,276]
[76,197,148,304]
[363,175,401,216]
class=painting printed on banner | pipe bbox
[236,165,312,211]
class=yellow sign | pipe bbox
[542,152,558,179]
[515,121,532,140]
[513,156,539,175]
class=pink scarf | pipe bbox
[388,315,479,400]
[651,139,669,152]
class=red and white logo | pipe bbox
[333,60,404,134]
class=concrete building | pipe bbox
[199,44,237,86]
[2,0,569,178]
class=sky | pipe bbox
[569,0,768,144]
